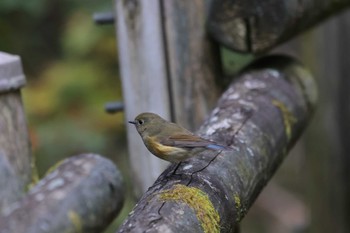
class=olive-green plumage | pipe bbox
[129,112,230,163]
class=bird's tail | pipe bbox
[206,144,232,151]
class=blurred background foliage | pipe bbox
[0,0,133,231]
[0,0,126,174]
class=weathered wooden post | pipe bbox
[115,0,171,195]
[115,0,221,195]
[0,52,32,211]
[161,1,222,130]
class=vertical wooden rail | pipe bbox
[0,52,31,211]
[115,0,171,194]
[115,0,222,194]
[162,0,222,130]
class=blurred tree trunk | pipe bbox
[334,13,350,232]
[300,9,350,233]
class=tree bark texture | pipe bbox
[117,55,317,233]
[0,154,125,233]
[0,52,31,211]
[208,0,350,53]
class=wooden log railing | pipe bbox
[0,154,125,233]
[208,0,350,53]
[117,55,317,233]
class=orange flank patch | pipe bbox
[144,136,188,162]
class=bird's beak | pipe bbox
[128,120,136,125]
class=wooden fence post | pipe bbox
[0,52,32,211]
[162,1,222,131]
[115,0,171,195]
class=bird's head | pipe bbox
[128,112,166,137]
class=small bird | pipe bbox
[128,112,230,163]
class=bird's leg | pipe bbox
[172,162,182,175]
[186,150,222,186]
[158,162,182,187]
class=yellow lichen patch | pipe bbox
[233,193,241,221]
[272,100,296,140]
[159,184,220,233]
[28,158,65,191]
[68,210,82,233]
[44,159,65,177]
[233,193,241,210]
[27,155,40,191]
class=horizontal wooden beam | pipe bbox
[0,154,125,233]
[208,0,350,53]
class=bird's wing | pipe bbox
[160,134,229,150]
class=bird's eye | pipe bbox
[138,119,144,125]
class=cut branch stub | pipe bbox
[0,153,125,233]
[208,0,350,53]
[117,55,317,233]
